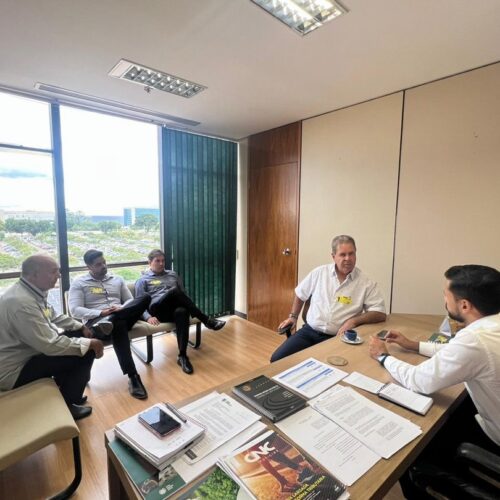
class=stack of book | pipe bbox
[114,403,205,470]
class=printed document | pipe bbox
[277,406,380,486]
[310,385,422,458]
[273,357,348,399]
[173,421,267,483]
[343,371,385,394]
[180,392,261,463]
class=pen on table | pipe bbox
[165,402,187,423]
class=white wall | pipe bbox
[235,138,248,314]
[300,93,403,308]
[392,63,500,313]
[243,62,500,315]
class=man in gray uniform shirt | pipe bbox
[0,254,104,420]
[69,249,151,399]
[135,249,225,374]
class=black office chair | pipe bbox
[407,442,500,499]
[278,298,311,338]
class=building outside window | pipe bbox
[0,91,161,306]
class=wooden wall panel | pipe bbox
[247,122,301,329]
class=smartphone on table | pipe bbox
[138,406,181,438]
[376,330,389,340]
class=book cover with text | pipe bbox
[224,430,347,500]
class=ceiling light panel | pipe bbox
[251,0,347,35]
[109,60,206,98]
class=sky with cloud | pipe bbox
[0,93,160,215]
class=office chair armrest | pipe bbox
[409,462,499,500]
[456,442,500,481]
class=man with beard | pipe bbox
[271,234,386,362]
[69,249,151,399]
[369,265,500,498]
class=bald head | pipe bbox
[21,254,60,291]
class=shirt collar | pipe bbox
[19,277,47,300]
[332,264,358,282]
[145,269,169,277]
[83,272,113,282]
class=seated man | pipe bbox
[271,234,386,362]
[135,249,225,375]
[0,254,104,420]
[369,264,500,499]
[68,249,151,399]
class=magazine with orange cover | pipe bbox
[222,430,348,500]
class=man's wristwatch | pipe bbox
[377,353,390,367]
[289,313,298,319]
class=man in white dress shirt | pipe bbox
[369,264,500,498]
[271,235,386,362]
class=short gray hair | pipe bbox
[21,254,53,277]
[331,235,356,254]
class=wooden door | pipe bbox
[247,123,301,330]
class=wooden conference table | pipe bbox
[106,314,466,499]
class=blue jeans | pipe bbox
[270,323,333,362]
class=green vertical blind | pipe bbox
[162,128,237,316]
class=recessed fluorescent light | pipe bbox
[33,82,200,127]
[251,0,347,35]
[109,59,207,98]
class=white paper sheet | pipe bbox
[180,392,261,462]
[172,421,267,483]
[379,383,433,415]
[310,385,422,459]
[273,357,348,399]
[343,371,385,394]
[277,406,380,486]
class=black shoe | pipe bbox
[205,318,226,331]
[77,395,88,405]
[128,374,148,399]
[177,355,194,374]
[91,319,113,337]
[69,404,92,421]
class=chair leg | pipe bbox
[49,436,82,500]
[131,335,154,364]
[188,323,202,349]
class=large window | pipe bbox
[0,90,237,317]
[0,92,161,300]
[61,106,160,279]
[0,93,56,294]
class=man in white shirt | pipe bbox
[369,264,500,497]
[271,235,386,362]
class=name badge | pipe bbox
[43,307,51,319]
[149,279,162,285]
[89,287,105,294]
[337,296,352,305]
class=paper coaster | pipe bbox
[326,355,348,366]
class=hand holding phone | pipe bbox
[376,330,388,340]
[139,406,181,438]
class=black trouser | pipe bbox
[14,348,95,406]
[149,287,208,356]
[399,395,500,499]
[87,295,151,376]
